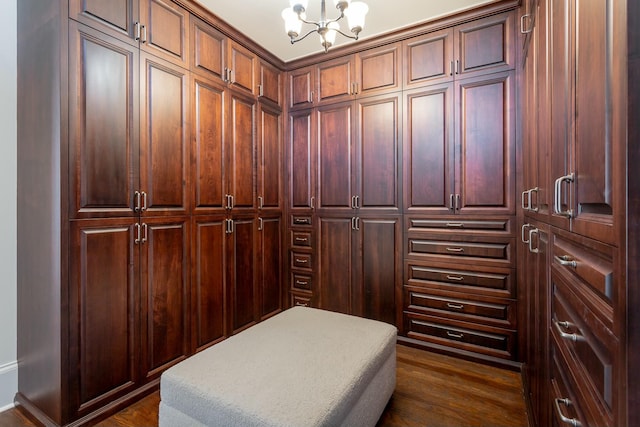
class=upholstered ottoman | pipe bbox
[159,306,397,427]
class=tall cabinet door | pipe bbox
[258,215,283,319]
[258,103,283,210]
[455,71,515,215]
[70,0,140,45]
[140,53,190,216]
[69,23,139,219]
[140,217,190,380]
[317,216,355,314]
[191,75,227,214]
[68,219,139,418]
[227,91,257,211]
[288,108,316,210]
[191,215,227,352]
[228,216,258,333]
[316,101,356,212]
[356,93,402,213]
[403,83,455,214]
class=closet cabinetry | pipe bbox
[520,0,628,424]
[18,1,285,425]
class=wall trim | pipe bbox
[0,361,17,412]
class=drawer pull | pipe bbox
[554,320,586,342]
[295,280,309,286]
[446,331,464,339]
[446,302,465,310]
[446,247,464,253]
[554,255,577,268]
[295,237,309,242]
[554,398,582,427]
[295,258,308,264]
[446,275,464,282]
[446,222,464,228]
[293,218,311,225]
[295,301,308,307]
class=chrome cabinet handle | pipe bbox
[355,217,360,230]
[355,195,360,209]
[310,196,315,209]
[295,237,308,242]
[446,222,464,228]
[528,228,540,253]
[295,280,309,286]
[141,191,147,212]
[446,331,464,339]
[449,194,455,211]
[446,302,464,310]
[520,14,533,34]
[554,398,582,427]
[141,223,148,244]
[134,22,141,41]
[295,258,308,264]
[554,320,585,342]
[554,173,574,218]
[446,247,464,253]
[455,59,460,74]
[554,255,577,268]
[141,25,147,43]
[521,223,532,244]
[528,187,539,212]
[455,194,461,211]
[258,196,263,209]
[521,190,529,210]
[450,60,454,76]
[134,191,141,213]
[446,275,464,281]
[258,217,263,231]
[134,223,141,244]
[225,219,234,234]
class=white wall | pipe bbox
[0,0,18,412]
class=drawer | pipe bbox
[404,312,516,360]
[291,252,312,270]
[404,286,516,328]
[291,231,312,248]
[550,350,588,427]
[406,263,515,298]
[291,291,312,307]
[407,217,513,235]
[291,215,312,226]
[408,236,514,267]
[552,228,614,308]
[292,272,312,291]
[551,273,616,423]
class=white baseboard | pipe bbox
[0,361,17,412]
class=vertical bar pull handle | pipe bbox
[528,228,540,254]
[134,191,141,213]
[554,398,582,427]
[450,60,454,76]
[310,196,315,210]
[258,196,263,209]
[455,59,460,74]
[141,191,147,212]
[455,194,460,211]
[521,14,533,34]
[554,173,575,217]
[521,223,531,244]
[134,22,141,41]
[134,223,141,244]
[141,223,148,244]
[141,25,147,44]
[449,194,455,211]
[258,217,263,231]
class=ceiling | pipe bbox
[193,0,502,63]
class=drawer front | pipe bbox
[291,231,312,248]
[406,263,515,298]
[292,272,312,290]
[552,274,616,422]
[405,286,515,328]
[550,350,588,427]
[291,291,312,307]
[410,239,511,262]
[291,215,312,226]
[291,252,312,270]
[405,312,516,359]
[552,229,614,307]
[408,217,512,235]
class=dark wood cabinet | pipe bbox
[190,15,227,82]
[70,0,140,45]
[287,109,316,210]
[227,90,257,211]
[228,215,258,333]
[258,102,283,210]
[288,65,315,110]
[258,214,284,319]
[139,0,189,67]
[227,40,257,96]
[258,59,282,106]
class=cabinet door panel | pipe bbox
[456,72,515,214]
[316,56,355,104]
[140,0,189,67]
[228,41,257,95]
[288,66,314,109]
[318,217,354,314]
[317,102,354,211]
[571,0,614,244]
[359,217,400,325]
[227,92,257,210]
[191,216,227,351]
[192,76,226,212]
[404,84,454,213]
[259,215,283,319]
[140,54,190,215]
[259,60,282,106]
[69,220,138,414]
[191,17,226,81]
[229,217,258,333]
[404,28,454,88]
[258,104,282,210]
[141,218,189,377]
[357,42,402,95]
[69,24,139,218]
[358,94,401,212]
[70,0,139,44]
[288,109,315,209]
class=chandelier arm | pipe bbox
[333,28,358,40]
[324,13,345,26]
[291,27,323,44]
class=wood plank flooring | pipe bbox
[0,344,528,427]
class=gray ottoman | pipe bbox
[159,306,397,427]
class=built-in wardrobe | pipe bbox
[16,0,637,426]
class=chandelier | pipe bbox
[282,0,369,52]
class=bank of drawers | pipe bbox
[550,227,616,427]
[289,215,314,306]
[403,216,517,361]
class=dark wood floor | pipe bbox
[0,344,529,427]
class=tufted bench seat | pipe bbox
[159,306,397,427]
